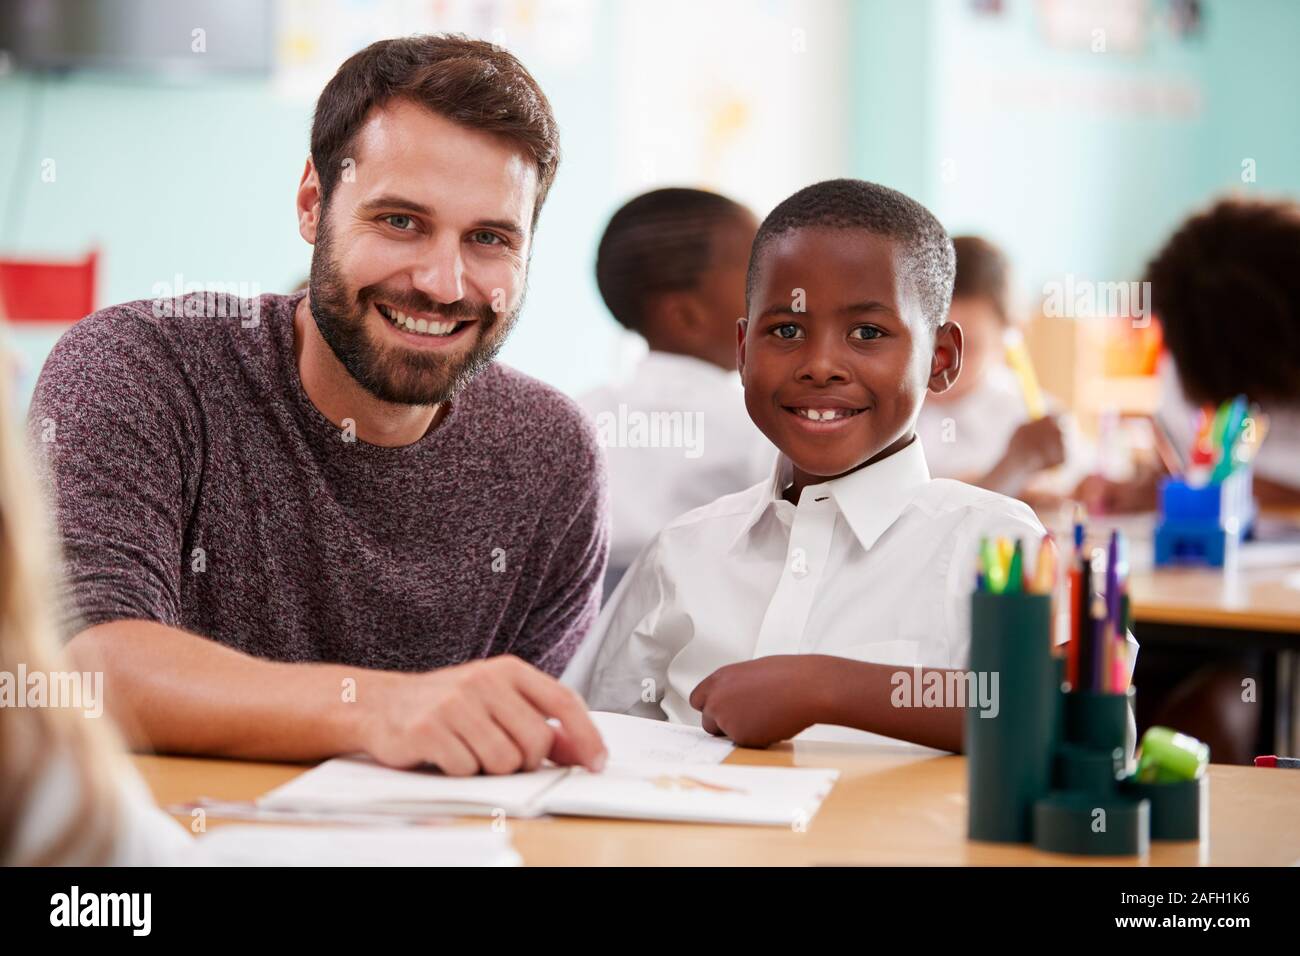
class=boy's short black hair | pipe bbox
[1146,196,1300,405]
[746,178,956,330]
[596,188,751,332]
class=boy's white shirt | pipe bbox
[578,351,775,578]
[566,436,1065,747]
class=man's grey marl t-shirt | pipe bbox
[28,291,609,675]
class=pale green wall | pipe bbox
[851,0,1300,297]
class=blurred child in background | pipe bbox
[916,235,1086,505]
[1076,197,1300,515]
[581,188,774,597]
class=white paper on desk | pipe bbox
[258,757,565,817]
[590,711,734,765]
[194,826,520,867]
[258,712,734,818]
[543,761,840,827]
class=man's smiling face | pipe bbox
[304,98,538,405]
[739,227,957,488]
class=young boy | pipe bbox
[580,188,774,597]
[569,180,1047,752]
[916,235,1088,503]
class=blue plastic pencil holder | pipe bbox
[1153,467,1255,567]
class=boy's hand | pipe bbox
[1072,471,1159,514]
[1006,415,1067,473]
[689,655,831,748]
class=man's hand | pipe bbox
[689,655,831,748]
[359,655,607,775]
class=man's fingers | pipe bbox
[700,711,723,736]
[513,665,606,771]
[547,723,587,768]
[422,723,480,777]
[449,701,526,775]
[485,689,556,771]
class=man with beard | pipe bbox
[28,36,608,776]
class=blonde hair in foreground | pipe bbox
[0,318,119,865]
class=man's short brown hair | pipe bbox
[310,34,560,228]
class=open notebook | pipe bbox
[258,712,839,827]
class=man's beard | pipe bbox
[306,222,520,406]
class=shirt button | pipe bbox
[789,546,809,578]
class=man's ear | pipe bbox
[736,317,749,375]
[928,320,963,394]
[296,157,323,245]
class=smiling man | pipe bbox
[28,36,608,775]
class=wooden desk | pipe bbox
[1129,565,1300,635]
[1056,511,1300,635]
[134,743,1300,866]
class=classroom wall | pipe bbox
[851,0,1300,302]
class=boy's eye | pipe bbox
[772,323,803,340]
[850,325,884,340]
[470,230,504,246]
[383,214,416,231]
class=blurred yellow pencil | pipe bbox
[1004,328,1046,420]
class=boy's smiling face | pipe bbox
[739,227,962,498]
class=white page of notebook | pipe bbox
[588,711,734,765]
[195,826,520,867]
[542,761,840,827]
[258,712,734,818]
[258,756,563,817]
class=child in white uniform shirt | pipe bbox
[580,189,774,598]
[570,180,1049,752]
[1077,198,1300,518]
[916,236,1088,507]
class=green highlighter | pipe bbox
[982,537,1007,593]
[1135,726,1209,783]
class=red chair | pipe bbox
[0,250,98,322]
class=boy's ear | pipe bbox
[736,317,749,374]
[927,320,963,394]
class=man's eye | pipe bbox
[384,215,415,231]
[772,323,802,340]
[470,230,503,246]
[851,325,884,340]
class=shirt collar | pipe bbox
[729,436,931,553]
